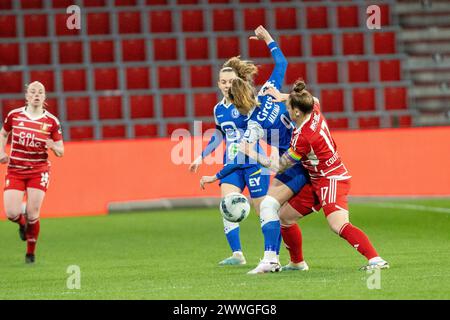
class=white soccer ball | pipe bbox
[220,192,251,223]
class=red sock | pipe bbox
[26,218,40,255]
[281,224,304,263]
[339,223,378,260]
[8,214,26,226]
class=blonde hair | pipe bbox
[221,56,258,83]
[229,77,259,114]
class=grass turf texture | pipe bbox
[0,199,449,300]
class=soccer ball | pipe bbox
[220,192,251,223]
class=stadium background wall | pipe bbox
[0,126,448,219]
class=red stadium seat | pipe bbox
[254,64,273,86]
[243,8,266,30]
[358,117,380,129]
[320,89,344,113]
[52,0,74,8]
[213,9,235,31]
[390,115,411,128]
[102,125,126,139]
[59,41,83,64]
[348,61,369,83]
[55,13,80,36]
[384,87,407,110]
[122,39,146,61]
[0,15,16,38]
[248,38,271,58]
[130,95,154,119]
[166,123,190,136]
[2,99,25,117]
[115,0,137,5]
[190,65,212,88]
[0,71,22,93]
[370,4,390,27]
[194,93,218,117]
[90,40,115,63]
[275,7,297,30]
[185,38,209,60]
[134,124,158,138]
[286,63,307,84]
[126,67,150,90]
[316,62,338,84]
[21,0,42,9]
[178,0,198,3]
[216,36,240,59]
[70,126,94,140]
[62,70,87,91]
[307,6,328,29]
[24,14,47,37]
[162,94,186,118]
[0,43,19,65]
[342,33,365,55]
[153,38,177,60]
[200,122,217,135]
[94,68,118,91]
[158,66,181,88]
[240,0,260,2]
[352,88,376,111]
[379,60,401,81]
[98,96,122,119]
[326,118,349,130]
[27,42,51,65]
[146,0,168,4]
[30,70,55,92]
[182,10,204,32]
[373,32,396,54]
[0,0,12,9]
[87,12,110,35]
[209,0,230,3]
[337,6,359,28]
[279,35,302,57]
[311,34,333,56]
[118,11,141,34]
[149,11,172,33]
[83,0,106,7]
[65,97,91,121]
[44,98,58,117]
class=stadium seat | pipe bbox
[275,7,297,30]
[126,67,150,90]
[153,38,177,60]
[166,123,190,136]
[194,93,218,117]
[178,0,199,3]
[134,124,158,138]
[316,62,338,84]
[87,12,110,35]
[62,70,87,91]
[185,38,209,60]
[24,14,47,37]
[102,125,126,139]
[320,89,344,113]
[43,98,58,117]
[209,0,230,3]
[0,15,16,37]
[243,8,266,30]
[98,96,122,119]
[0,43,19,65]
[342,33,365,55]
[213,9,235,31]
[352,88,376,111]
[373,32,396,54]
[348,61,370,83]
[358,116,380,129]
[65,97,91,121]
[190,65,212,88]
[279,35,302,57]
[122,39,146,61]
[390,115,411,128]
[27,42,51,65]
[115,0,137,5]
[378,4,391,27]
[326,118,349,130]
[149,11,172,33]
[306,6,328,29]
[130,95,154,119]
[0,71,22,93]
[162,94,186,118]
[70,126,94,140]
[90,40,115,63]
[21,0,42,9]
[83,0,106,7]
[29,70,55,92]
[94,68,118,91]
[146,0,168,4]
[59,41,83,64]
[2,99,25,116]
[199,122,217,135]
[311,34,333,56]
[158,66,181,89]
[0,0,12,9]
[379,60,401,81]
[384,87,407,110]
[337,5,359,28]
[285,62,307,84]
[254,64,273,86]
[182,10,204,32]
[248,38,271,58]
[118,11,141,34]
[216,36,240,59]
[55,13,80,36]
[240,0,260,2]
[52,0,74,8]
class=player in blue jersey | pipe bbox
[189,56,269,266]
[200,26,310,274]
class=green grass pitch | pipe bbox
[0,199,449,300]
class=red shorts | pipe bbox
[4,171,50,192]
[288,178,351,217]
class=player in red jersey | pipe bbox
[0,81,64,264]
[243,80,389,271]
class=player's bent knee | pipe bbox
[260,196,280,226]
[326,209,349,234]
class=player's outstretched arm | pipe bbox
[46,139,64,157]
[263,87,289,103]
[0,128,9,164]
[241,142,298,174]
[189,127,224,173]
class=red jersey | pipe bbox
[288,98,350,181]
[3,107,62,175]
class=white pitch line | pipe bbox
[363,202,450,214]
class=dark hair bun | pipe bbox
[293,79,306,93]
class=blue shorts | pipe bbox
[275,163,309,194]
[219,165,269,199]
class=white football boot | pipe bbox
[219,252,247,266]
[247,259,281,274]
[281,261,309,271]
[360,257,390,271]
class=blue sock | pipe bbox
[276,232,282,255]
[261,221,281,252]
[225,227,241,252]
